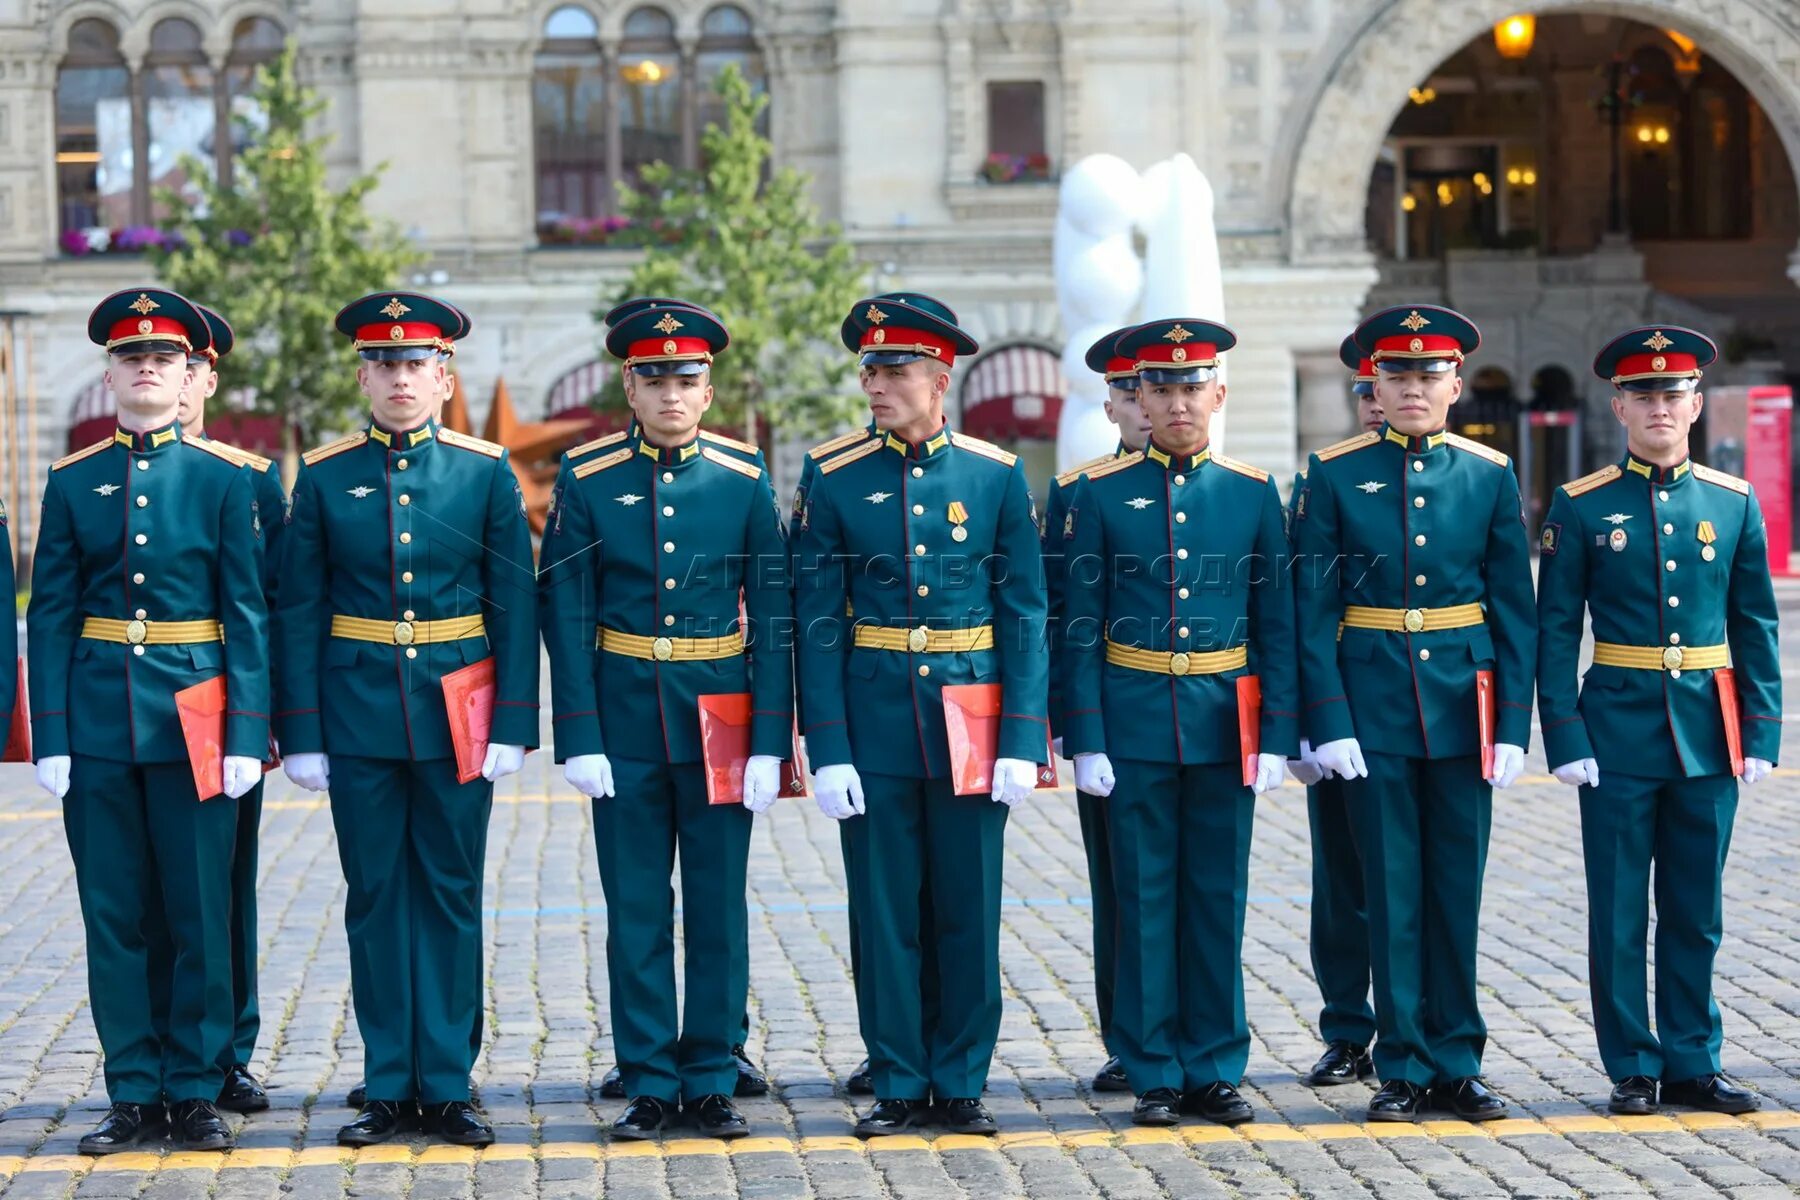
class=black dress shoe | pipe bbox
[1304,1041,1374,1087]
[940,1098,998,1135]
[170,1098,233,1151]
[345,1081,367,1108]
[599,1066,626,1100]
[688,1093,750,1139]
[1132,1088,1181,1126]
[78,1103,166,1155]
[1661,1074,1760,1114]
[217,1063,270,1113]
[612,1096,675,1140]
[424,1100,494,1146]
[853,1098,931,1138]
[1367,1079,1428,1122]
[1609,1076,1659,1115]
[338,1100,413,1147]
[1431,1077,1507,1122]
[847,1059,874,1096]
[731,1045,769,1098]
[1180,1082,1254,1126]
[1093,1056,1131,1093]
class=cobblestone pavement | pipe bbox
[0,697,1796,1196]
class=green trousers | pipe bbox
[1580,771,1738,1082]
[64,755,237,1103]
[1307,777,1375,1046]
[1076,789,1117,1050]
[1108,760,1254,1093]
[840,821,940,1050]
[1346,752,1491,1086]
[594,758,752,1104]
[843,773,1007,1101]
[330,756,490,1104]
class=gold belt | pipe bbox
[1341,603,1485,633]
[81,617,223,645]
[331,614,487,646]
[1105,640,1248,677]
[600,627,744,662]
[1592,642,1729,672]
[853,625,995,654]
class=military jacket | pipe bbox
[1041,445,1127,742]
[275,419,540,761]
[794,424,1050,778]
[1,499,17,736]
[540,428,792,764]
[203,436,286,606]
[27,422,269,763]
[1293,425,1536,759]
[1060,443,1299,765]
[1537,454,1781,778]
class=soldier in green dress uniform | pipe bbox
[275,293,538,1148]
[29,288,269,1154]
[1538,326,1780,1116]
[1,487,13,745]
[1285,336,1381,1087]
[1060,318,1295,1126]
[794,294,1050,1138]
[1040,325,1152,1095]
[541,303,792,1140]
[1293,305,1536,1122]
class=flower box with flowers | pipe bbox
[979,153,1053,184]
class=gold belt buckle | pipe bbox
[125,619,147,645]
[394,620,415,646]
[652,636,674,661]
[1169,651,1191,676]
[907,626,929,654]
[1403,608,1426,633]
[1662,645,1684,671]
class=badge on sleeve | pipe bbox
[1063,508,1076,540]
[251,498,262,539]
[1540,523,1558,555]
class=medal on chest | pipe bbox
[948,500,969,543]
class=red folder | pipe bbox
[2,659,28,763]
[1476,669,1496,779]
[943,683,1059,797]
[1236,674,1261,788]
[697,693,807,805]
[444,657,497,785]
[1716,667,1745,779]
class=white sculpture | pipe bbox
[1054,153,1229,471]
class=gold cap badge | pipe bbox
[1400,310,1430,332]
[129,293,160,315]
[380,297,411,319]
[653,313,684,335]
[1643,330,1674,351]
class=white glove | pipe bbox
[1488,743,1526,789]
[1314,738,1368,780]
[1073,752,1115,797]
[1286,739,1325,787]
[813,763,865,820]
[1741,757,1773,785]
[481,743,526,782]
[991,757,1038,807]
[1552,757,1599,788]
[743,755,782,813]
[1250,753,1286,796]
[1052,736,1065,759]
[565,753,614,798]
[221,755,262,800]
[284,752,330,793]
[36,755,70,800]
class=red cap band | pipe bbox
[1104,355,1137,379]
[861,325,957,369]
[107,315,193,350]
[354,320,447,349]
[1611,351,1700,381]
[1134,342,1219,369]
[624,334,715,363]
[1370,333,1464,361]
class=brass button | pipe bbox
[135,533,147,545]
[132,573,145,584]
[914,544,927,556]
[918,664,930,676]
[405,647,418,659]
[1413,496,1424,508]
[1169,652,1191,676]
[403,610,416,621]
[664,578,676,590]
[1177,626,1190,638]
[1173,474,1186,486]
[664,541,676,553]
[912,504,924,515]
[1178,587,1190,599]
[1403,608,1426,633]
[1414,534,1426,546]
[1175,512,1187,523]
[911,467,923,478]
[1415,574,1427,586]
[398,494,410,506]
[1176,548,1188,560]
[917,585,929,597]
[664,614,676,627]
[125,619,147,645]
[1412,460,1423,472]
[397,458,408,470]
[1665,560,1676,571]
[1669,633,1680,644]
[1669,669,1681,679]
[136,460,148,471]
[1660,490,1670,501]
[1668,596,1679,608]
[136,495,148,508]
[402,571,414,583]
[394,621,415,645]
[1663,645,1685,670]
[134,608,147,620]
[132,645,145,656]
[652,637,674,661]
[907,627,929,653]
[1419,648,1431,661]
[662,505,674,517]
[1663,523,1674,534]
[662,472,674,483]
[400,532,412,544]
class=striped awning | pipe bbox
[959,344,1064,441]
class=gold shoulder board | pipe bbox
[1212,454,1271,483]
[1056,453,1119,489]
[1561,464,1621,498]
[700,429,759,456]
[819,438,883,475]
[1081,452,1143,483]
[1315,431,1379,462]
[438,428,505,459]
[52,439,114,471]
[950,431,1018,467]
[302,431,368,466]
[1445,432,1510,467]
[702,446,762,479]
[808,429,873,460]
[573,447,634,479]
[1692,463,1751,495]
[565,430,627,460]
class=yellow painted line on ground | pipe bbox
[0,1111,1793,1176]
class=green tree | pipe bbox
[604,64,866,451]
[152,43,420,472]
